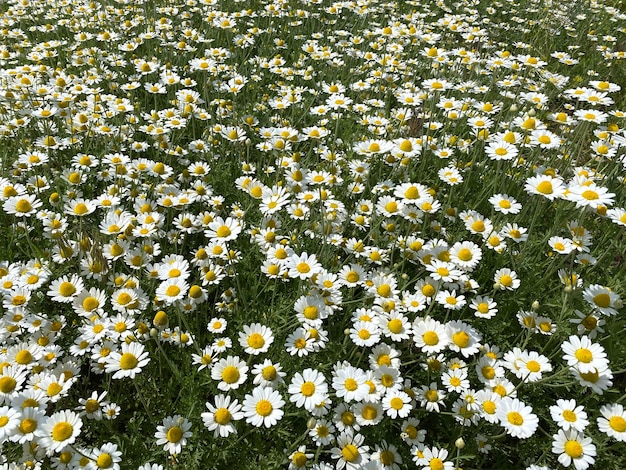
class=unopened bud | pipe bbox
[455,437,465,449]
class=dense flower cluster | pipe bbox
[0,0,625,468]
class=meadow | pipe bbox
[0,0,625,468]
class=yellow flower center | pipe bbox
[342,444,359,462]
[301,382,316,397]
[344,378,358,391]
[507,411,523,426]
[216,226,231,238]
[390,397,404,410]
[564,440,583,458]
[15,199,33,213]
[262,365,276,381]
[609,416,626,432]
[526,360,541,372]
[429,458,444,470]
[222,365,240,384]
[15,350,33,365]
[423,331,439,346]
[256,399,273,417]
[574,348,592,363]
[47,383,63,396]
[96,454,113,468]
[165,285,181,297]
[453,331,469,348]
[167,426,183,443]
[59,281,76,297]
[20,418,37,434]
[85,399,100,414]
[119,352,138,370]
[536,181,553,194]
[593,293,611,308]
[52,422,73,442]
[296,262,310,273]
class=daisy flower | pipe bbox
[3,194,42,217]
[597,403,626,442]
[330,430,370,470]
[309,418,335,446]
[415,446,454,470]
[350,320,381,347]
[104,342,150,379]
[552,429,596,470]
[47,274,85,303]
[205,216,242,241]
[155,415,192,455]
[470,296,498,319]
[485,140,518,161]
[582,284,620,315]
[90,442,123,470]
[416,382,446,412]
[10,407,46,444]
[242,386,285,428]
[488,193,522,215]
[382,390,413,419]
[332,364,369,403]
[494,268,520,291]
[446,320,482,358]
[561,335,608,373]
[413,316,449,354]
[524,175,566,201]
[211,356,248,391]
[0,405,21,442]
[288,368,328,412]
[286,252,323,280]
[550,399,589,432]
[238,323,274,355]
[567,183,615,209]
[36,410,83,455]
[496,397,538,439]
[202,394,243,438]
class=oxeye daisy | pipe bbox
[309,418,336,446]
[416,446,454,470]
[202,394,243,438]
[496,397,538,439]
[447,320,481,358]
[242,386,285,428]
[285,327,315,357]
[332,364,369,403]
[525,174,566,201]
[494,268,520,291]
[413,316,449,354]
[104,342,150,379]
[155,415,192,455]
[350,320,381,347]
[286,252,322,280]
[552,429,596,470]
[36,409,83,455]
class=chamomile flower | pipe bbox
[582,284,620,316]
[552,429,596,470]
[288,368,328,411]
[155,415,192,455]
[242,386,285,428]
[104,342,150,379]
[331,430,370,470]
[238,323,274,355]
[47,274,85,303]
[494,268,520,291]
[413,317,449,354]
[211,355,248,391]
[332,364,369,403]
[597,403,626,442]
[550,399,589,432]
[561,335,608,373]
[36,410,83,455]
[202,394,244,438]
[496,397,538,439]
